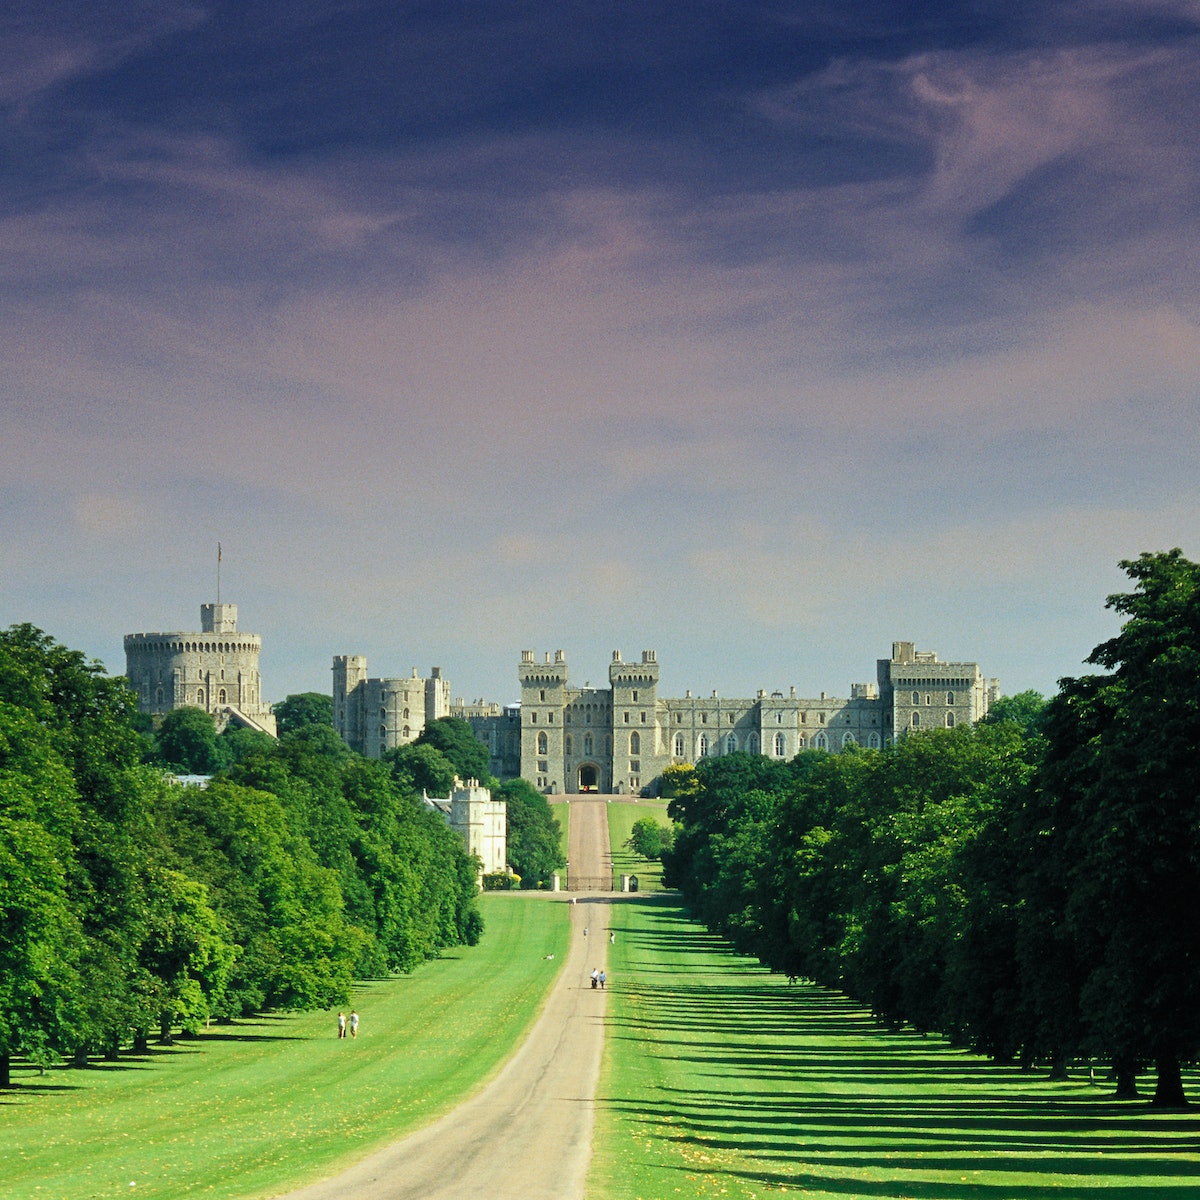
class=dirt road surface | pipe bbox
[278,795,614,1200]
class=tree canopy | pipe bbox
[0,625,483,1085]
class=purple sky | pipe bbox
[3,1,1199,706]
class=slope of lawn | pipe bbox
[1,894,569,1200]
[591,895,1200,1200]
[550,795,570,864]
[607,800,669,892]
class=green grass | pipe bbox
[607,800,670,892]
[592,896,1200,1199]
[550,795,570,865]
[1,894,569,1200]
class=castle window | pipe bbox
[196,690,205,705]
[946,712,956,728]
[725,733,737,754]
[912,691,920,706]
[946,691,955,705]
[381,707,387,719]
[777,713,783,724]
[540,690,546,701]
[911,711,920,728]
[815,732,828,750]
[868,733,881,749]
[531,711,537,723]
[380,724,387,736]
[631,760,640,774]
[584,733,593,756]
[624,712,630,723]
[632,690,638,702]
[630,732,640,755]
[537,732,548,755]
[674,733,685,757]
[842,732,856,749]
[698,734,709,757]
[548,712,554,723]
[926,694,932,705]
[538,760,548,773]
[774,732,785,756]
[701,713,707,724]
[565,712,572,723]
[218,689,227,704]
[819,712,826,724]
[728,713,734,725]
[675,713,682,723]
[565,734,573,755]
[404,707,410,719]
[800,712,807,724]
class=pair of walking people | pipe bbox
[589,968,606,990]
[337,1010,359,1039]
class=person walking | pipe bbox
[599,970,606,990]
[337,1012,347,1039]
[349,1010,359,1039]
[609,931,615,944]
[590,968,599,990]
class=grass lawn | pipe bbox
[550,795,570,865]
[607,800,670,892]
[0,893,569,1200]
[591,895,1200,1200]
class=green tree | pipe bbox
[273,692,333,736]
[625,816,674,860]
[1041,550,1200,1105]
[156,707,228,774]
[387,742,457,798]
[416,717,495,787]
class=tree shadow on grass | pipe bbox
[602,899,1200,1197]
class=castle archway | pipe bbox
[577,762,600,792]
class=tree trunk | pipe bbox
[159,1014,173,1045]
[1152,1055,1188,1108]
[0,1052,10,1088]
[133,1029,149,1053]
[1113,1055,1138,1099]
[1048,1051,1069,1081]
[72,1046,89,1069]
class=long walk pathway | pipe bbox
[278,795,615,1200]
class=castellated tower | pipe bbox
[519,650,569,793]
[609,650,662,795]
[332,655,452,759]
[124,602,276,736]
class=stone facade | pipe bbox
[332,656,451,758]
[124,602,276,736]
[425,780,507,880]
[464,642,998,795]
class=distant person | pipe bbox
[583,926,588,938]
[599,970,606,989]
[349,1010,359,1039]
[609,931,615,944]
[337,1012,347,1039]
[590,968,599,989]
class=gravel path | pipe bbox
[278,795,615,1200]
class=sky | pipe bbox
[3,1,1199,708]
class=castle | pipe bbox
[334,642,998,795]
[124,602,277,736]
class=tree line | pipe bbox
[0,629,520,1087]
[662,551,1200,1106]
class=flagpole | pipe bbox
[217,542,222,605]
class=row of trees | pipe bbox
[148,694,566,890]
[0,628,484,1086]
[664,551,1200,1106]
